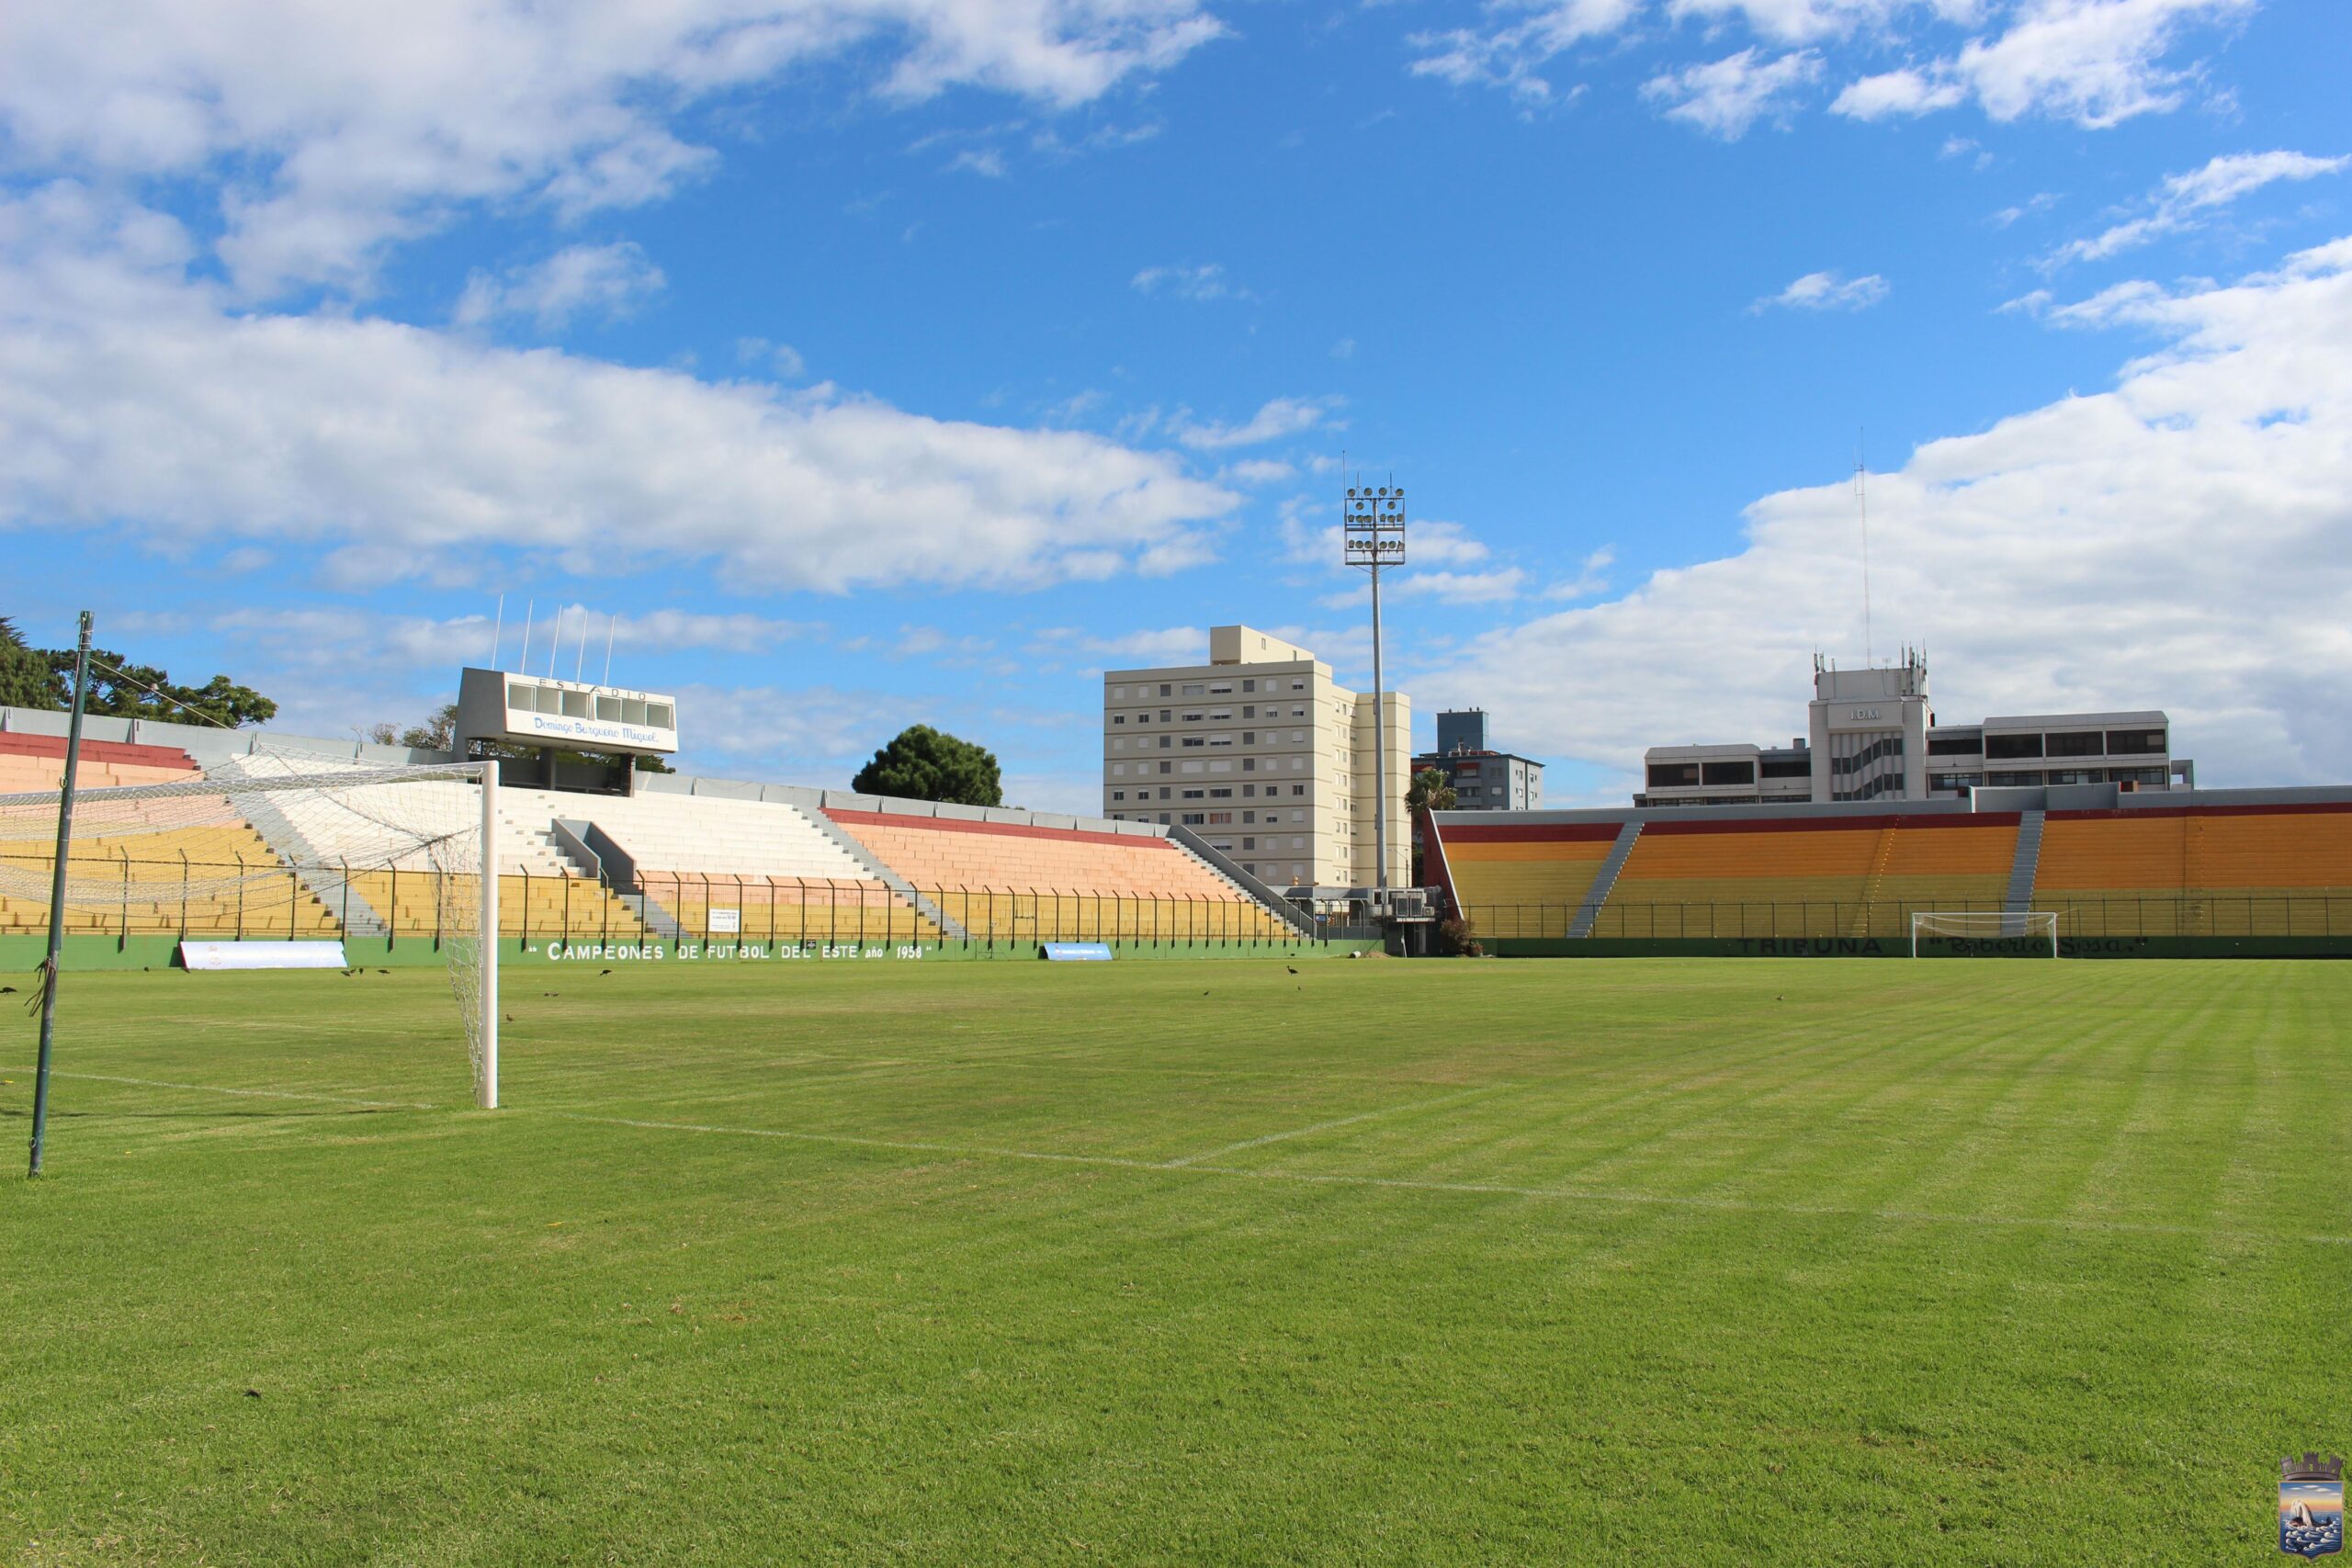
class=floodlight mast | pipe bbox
[1343,485,1406,890]
[28,610,92,1178]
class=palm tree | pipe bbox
[1405,766,1457,814]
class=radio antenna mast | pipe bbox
[1854,431,1872,667]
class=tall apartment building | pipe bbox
[1411,708,1544,811]
[1102,625,1411,887]
[1638,649,2193,807]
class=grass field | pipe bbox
[4,956,2348,1564]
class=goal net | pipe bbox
[0,751,501,1105]
[1909,910,2060,957]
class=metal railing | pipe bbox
[1456,894,2352,942]
[5,853,1329,951]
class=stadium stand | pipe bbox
[1596,817,1887,937]
[556,790,933,943]
[1427,789,2352,947]
[2037,804,2352,935]
[824,807,1296,942]
[1425,822,1618,938]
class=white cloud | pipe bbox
[946,148,1010,178]
[1752,269,1891,311]
[1668,0,1980,45]
[736,337,808,378]
[1222,458,1296,485]
[1544,546,1615,599]
[1831,66,1966,118]
[1414,234,2352,797]
[1407,0,1643,104]
[0,185,1239,595]
[1319,566,1527,607]
[1130,263,1254,302]
[1642,50,1824,139]
[2047,150,2349,266]
[0,0,1226,295]
[1033,625,1206,664]
[1330,337,1356,359]
[1172,395,1342,450]
[454,242,665,331]
[1829,0,2256,130]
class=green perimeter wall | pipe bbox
[1485,935,2352,960]
[6,934,1378,973]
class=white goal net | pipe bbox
[0,752,501,1105]
[1909,910,2060,957]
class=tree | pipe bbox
[8,626,277,727]
[399,702,458,751]
[1406,766,1457,814]
[0,617,62,710]
[852,725,1002,807]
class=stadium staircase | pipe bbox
[1566,822,1643,938]
[1849,823,1899,937]
[2002,809,2045,934]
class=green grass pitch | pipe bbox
[4,956,2348,1564]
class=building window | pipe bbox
[2046,731,2103,758]
[1111,790,1125,801]
[1701,761,1756,786]
[1111,686,1125,700]
[1208,734,1232,747]
[1242,810,1255,823]
[1242,732,1255,744]
[1927,733,1981,756]
[1758,757,1810,779]
[1243,680,1255,693]
[2107,728,2165,756]
[1243,838,1256,851]
[1208,812,1232,825]
[1182,788,1204,799]
[1159,761,1172,775]
[1159,685,1171,697]
[1113,715,1125,725]
[1181,812,1206,825]
[1182,710,1204,722]
[1242,759,1254,772]
[1647,762,1701,788]
[1159,736,1171,749]
[1986,771,2039,787]
[1159,710,1170,722]
[1182,737,1204,749]
[1985,733,2043,760]
[1209,683,1233,695]
[1182,683,1204,696]
[1292,785,1306,796]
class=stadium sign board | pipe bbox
[180,941,348,971]
[1041,942,1116,961]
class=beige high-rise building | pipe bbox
[1102,625,1410,888]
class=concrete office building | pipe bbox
[1102,626,1411,887]
[1412,708,1544,811]
[1638,650,2193,808]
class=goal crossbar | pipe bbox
[1909,909,2060,957]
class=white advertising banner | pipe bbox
[180,941,349,971]
[707,908,741,934]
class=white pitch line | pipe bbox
[41,1071,437,1111]
[1158,1083,1517,1168]
[538,1107,2352,1248]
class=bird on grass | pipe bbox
[1286,966,1298,975]
[599,968,614,976]
[376,969,390,976]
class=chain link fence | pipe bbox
[1459,894,2352,942]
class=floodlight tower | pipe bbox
[1343,483,1406,890]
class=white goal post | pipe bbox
[1910,910,2060,957]
[0,753,501,1108]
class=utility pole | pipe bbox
[29,610,93,1178]
[1342,485,1406,890]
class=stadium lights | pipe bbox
[1342,485,1406,890]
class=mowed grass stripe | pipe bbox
[6,957,2351,1565]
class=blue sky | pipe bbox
[6,0,2348,808]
